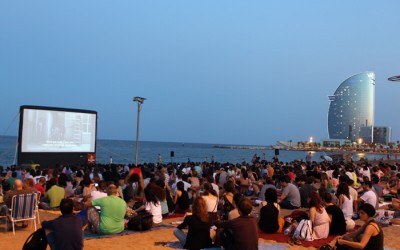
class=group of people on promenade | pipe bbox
[0,155,396,249]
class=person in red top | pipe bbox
[34,177,46,196]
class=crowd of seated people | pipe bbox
[1,157,396,249]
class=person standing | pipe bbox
[157,153,162,164]
[306,152,312,165]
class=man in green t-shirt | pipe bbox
[44,178,65,209]
[6,171,18,190]
[87,184,126,234]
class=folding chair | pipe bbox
[0,189,8,231]
[9,193,37,235]
[35,192,41,224]
[0,207,7,232]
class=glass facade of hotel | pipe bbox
[328,72,375,142]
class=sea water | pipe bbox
[0,135,388,166]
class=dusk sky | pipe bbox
[1,1,399,146]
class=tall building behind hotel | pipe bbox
[328,72,375,142]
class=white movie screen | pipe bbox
[21,108,96,153]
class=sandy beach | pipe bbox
[1,209,399,250]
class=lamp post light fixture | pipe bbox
[133,97,146,166]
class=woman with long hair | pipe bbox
[144,182,164,224]
[155,179,170,218]
[336,182,355,231]
[321,173,334,193]
[309,191,330,239]
[201,182,218,217]
[174,197,213,249]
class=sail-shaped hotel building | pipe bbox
[328,72,375,142]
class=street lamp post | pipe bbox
[133,97,146,166]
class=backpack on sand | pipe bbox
[127,212,153,231]
[293,219,314,241]
[23,228,48,250]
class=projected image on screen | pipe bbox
[21,108,96,153]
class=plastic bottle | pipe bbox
[284,225,293,235]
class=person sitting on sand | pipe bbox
[173,197,214,250]
[42,198,87,250]
[336,203,384,250]
[278,176,301,209]
[86,184,126,234]
[188,170,200,190]
[144,182,164,224]
[308,191,330,240]
[220,181,236,220]
[174,181,191,214]
[41,178,65,210]
[336,182,355,231]
[215,197,259,250]
[201,182,219,224]
[226,193,242,220]
[258,188,284,234]
[257,175,276,201]
[322,192,346,235]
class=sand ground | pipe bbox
[1,209,399,250]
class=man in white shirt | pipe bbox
[358,181,377,208]
[171,170,191,194]
[182,164,191,175]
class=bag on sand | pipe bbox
[127,213,153,231]
[220,228,235,250]
[23,228,48,250]
[293,219,314,241]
